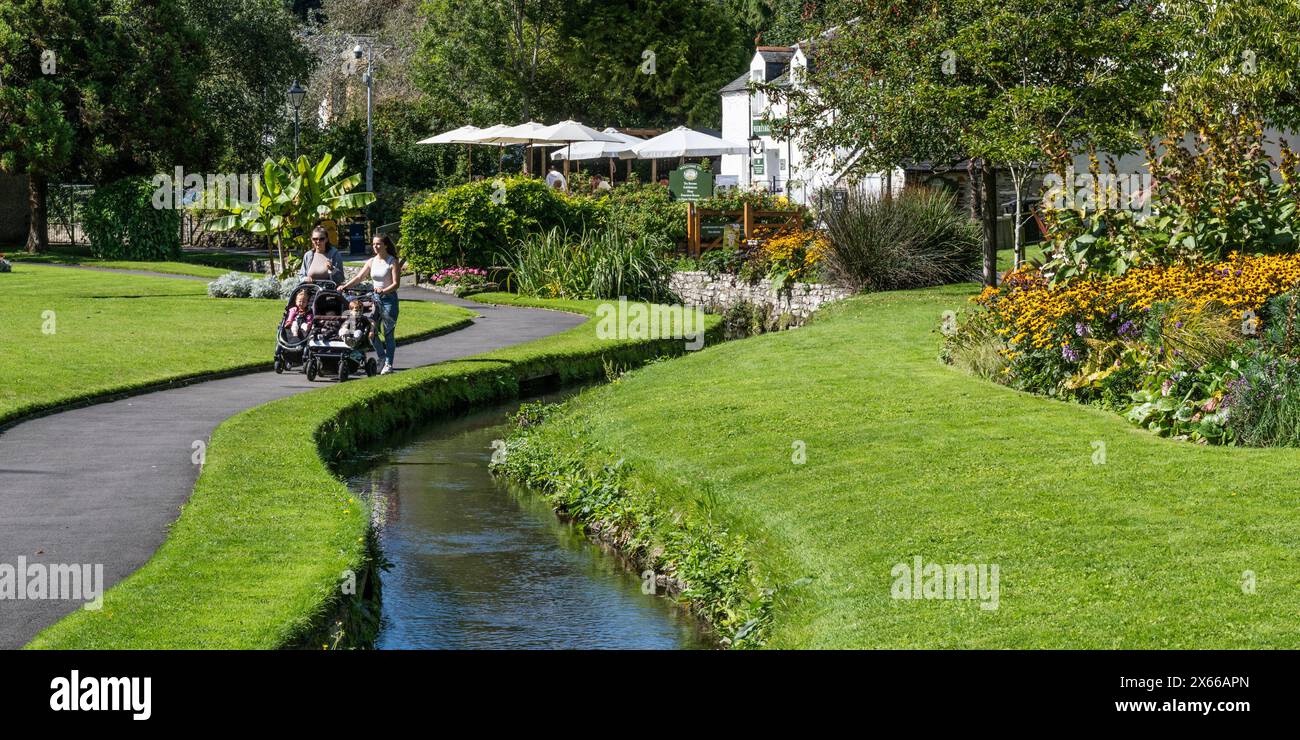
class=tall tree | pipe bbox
[416,0,564,124]
[183,0,313,172]
[555,0,749,128]
[775,0,1169,286]
[0,0,99,252]
[415,0,749,129]
[76,0,206,180]
[2,0,301,251]
[731,0,837,46]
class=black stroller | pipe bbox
[273,281,325,375]
[302,285,381,382]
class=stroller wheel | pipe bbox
[338,362,350,382]
[306,360,318,382]
[365,358,378,377]
[274,357,284,374]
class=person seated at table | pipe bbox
[546,166,567,191]
[591,174,612,193]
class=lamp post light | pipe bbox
[748,134,763,189]
[287,79,306,159]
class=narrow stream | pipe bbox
[345,391,711,650]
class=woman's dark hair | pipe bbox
[374,233,397,261]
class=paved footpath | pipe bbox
[0,268,585,648]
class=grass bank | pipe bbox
[28,294,721,649]
[0,264,475,428]
[504,285,1300,648]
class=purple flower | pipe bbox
[1075,322,1091,338]
[1062,345,1082,363]
[1117,320,1138,339]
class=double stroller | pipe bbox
[274,280,382,382]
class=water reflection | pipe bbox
[347,395,710,650]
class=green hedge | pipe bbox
[28,294,722,649]
[84,177,182,261]
[605,183,686,245]
[400,178,688,273]
[401,177,588,272]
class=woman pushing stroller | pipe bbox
[300,226,346,285]
[340,234,401,375]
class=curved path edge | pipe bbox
[0,265,586,649]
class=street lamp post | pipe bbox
[287,80,306,159]
[353,42,374,195]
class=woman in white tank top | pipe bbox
[340,234,402,373]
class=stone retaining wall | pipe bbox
[669,271,850,321]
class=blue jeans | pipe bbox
[373,294,399,365]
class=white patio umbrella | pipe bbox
[532,120,624,185]
[416,125,483,144]
[550,128,643,160]
[633,126,749,158]
[417,125,488,178]
[551,127,644,184]
[463,124,516,173]
[480,121,553,174]
[633,126,749,183]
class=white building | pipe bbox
[720,45,904,205]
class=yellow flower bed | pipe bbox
[757,228,828,282]
[980,253,1300,349]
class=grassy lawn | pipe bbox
[0,263,476,426]
[29,295,720,648]
[520,285,1300,648]
[7,245,264,278]
[996,243,1047,272]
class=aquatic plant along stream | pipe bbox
[346,393,711,649]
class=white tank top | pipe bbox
[370,256,396,290]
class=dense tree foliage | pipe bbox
[0,0,105,250]
[0,0,310,251]
[415,0,749,128]
[775,0,1171,286]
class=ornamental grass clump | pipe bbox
[820,186,981,292]
[502,227,674,302]
[1225,355,1300,447]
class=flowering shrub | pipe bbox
[698,189,799,213]
[978,253,1300,351]
[751,228,828,284]
[946,252,1300,446]
[430,266,491,295]
[431,266,488,288]
[1043,116,1300,280]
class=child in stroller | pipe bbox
[273,282,321,374]
[339,298,375,349]
[302,287,380,382]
